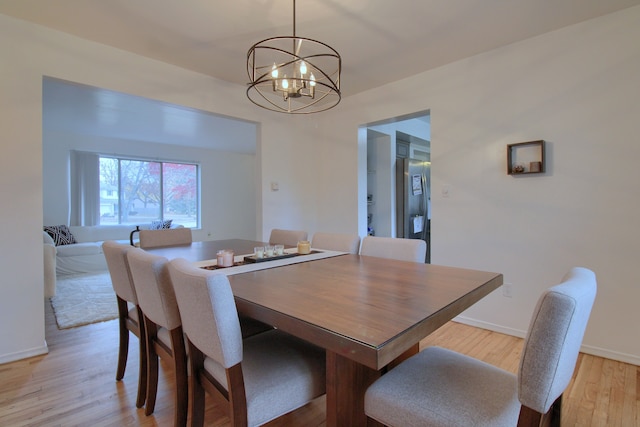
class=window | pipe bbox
[99,156,198,228]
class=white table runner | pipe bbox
[192,247,347,276]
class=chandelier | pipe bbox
[246,0,341,114]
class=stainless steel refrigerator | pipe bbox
[396,158,431,262]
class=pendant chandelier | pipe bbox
[246,0,341,114]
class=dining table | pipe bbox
[146,239,503,427]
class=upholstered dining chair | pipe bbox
[102,240,147,408]
[311,231,361,254]
[167,258,326,427]
[126,248,188,427]
[359,235,426,263]
[268,228,308,247]
[365,267,597,427]
[138,227,192,249]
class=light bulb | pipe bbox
[310,73,316,86]
[282,76,289,89]
[271,63,278,79]
[299,61,307,75]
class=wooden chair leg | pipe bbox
[188,341,206,427]
[116,298,129,381]
[226,363,248,427]
[517,394,563,427]
[170,328,189,427]
[135,306,147,409]
[550,394,562,427]
[517,406,542,427]
[144,319,159,416]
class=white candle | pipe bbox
[223,250,234,267]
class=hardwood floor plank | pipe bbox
[0,304,638,426]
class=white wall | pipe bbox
[315,7,640,364]
[0,14,325,363]
[2,6,640,366]
[1,11,356,363]
[42,130,257,242]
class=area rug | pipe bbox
[50,272,118,329]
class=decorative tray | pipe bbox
[243,252,297,263]
[201,261,248,270]
[199,250,322,270]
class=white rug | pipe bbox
[50,272,119,329]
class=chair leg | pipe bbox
[517,405,543,427]
[170,328,189,427]
[550,394,562,427]
[116,298,130,381]
[135,306,147,409]
[517,395,563,427]
[144,319,159,416]
[188,341,206,427]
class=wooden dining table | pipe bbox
[146,239,503,427]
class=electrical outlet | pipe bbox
[502,283,513,298]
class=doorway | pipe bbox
[358,110,431,260]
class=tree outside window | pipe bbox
[99,156,198,228]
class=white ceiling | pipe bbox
[43,77,259,153]
[7,0,640,151]
[3,0,640,96]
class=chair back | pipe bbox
[360,236,426,262]
[518,267,597,414]
[269,228,308,246]
[311,232,361,254]
[168,258,243,369]
[102,240,138,303]
[127,248,181,330]
[138,227,192,249]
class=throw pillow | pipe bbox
[150,219,173,230]
[43,225,77,246]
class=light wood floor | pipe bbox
[0,302,638,426]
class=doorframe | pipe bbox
[357,110,431,240]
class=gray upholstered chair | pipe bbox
[365,267,597,427]
[138,227,192,249]
[126,248,188,427]
[168,258,326,427]
[311,231,361,254]
[359,235,426,263]
[102,241,147,409]
[268,228,308,247]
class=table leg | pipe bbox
[325,350,381,427]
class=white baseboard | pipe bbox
[453,316,640,367]
[454,315,527,339]
[0,340,48,365]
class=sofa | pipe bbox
[43,222,182,297]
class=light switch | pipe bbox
[271,182,279,191]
